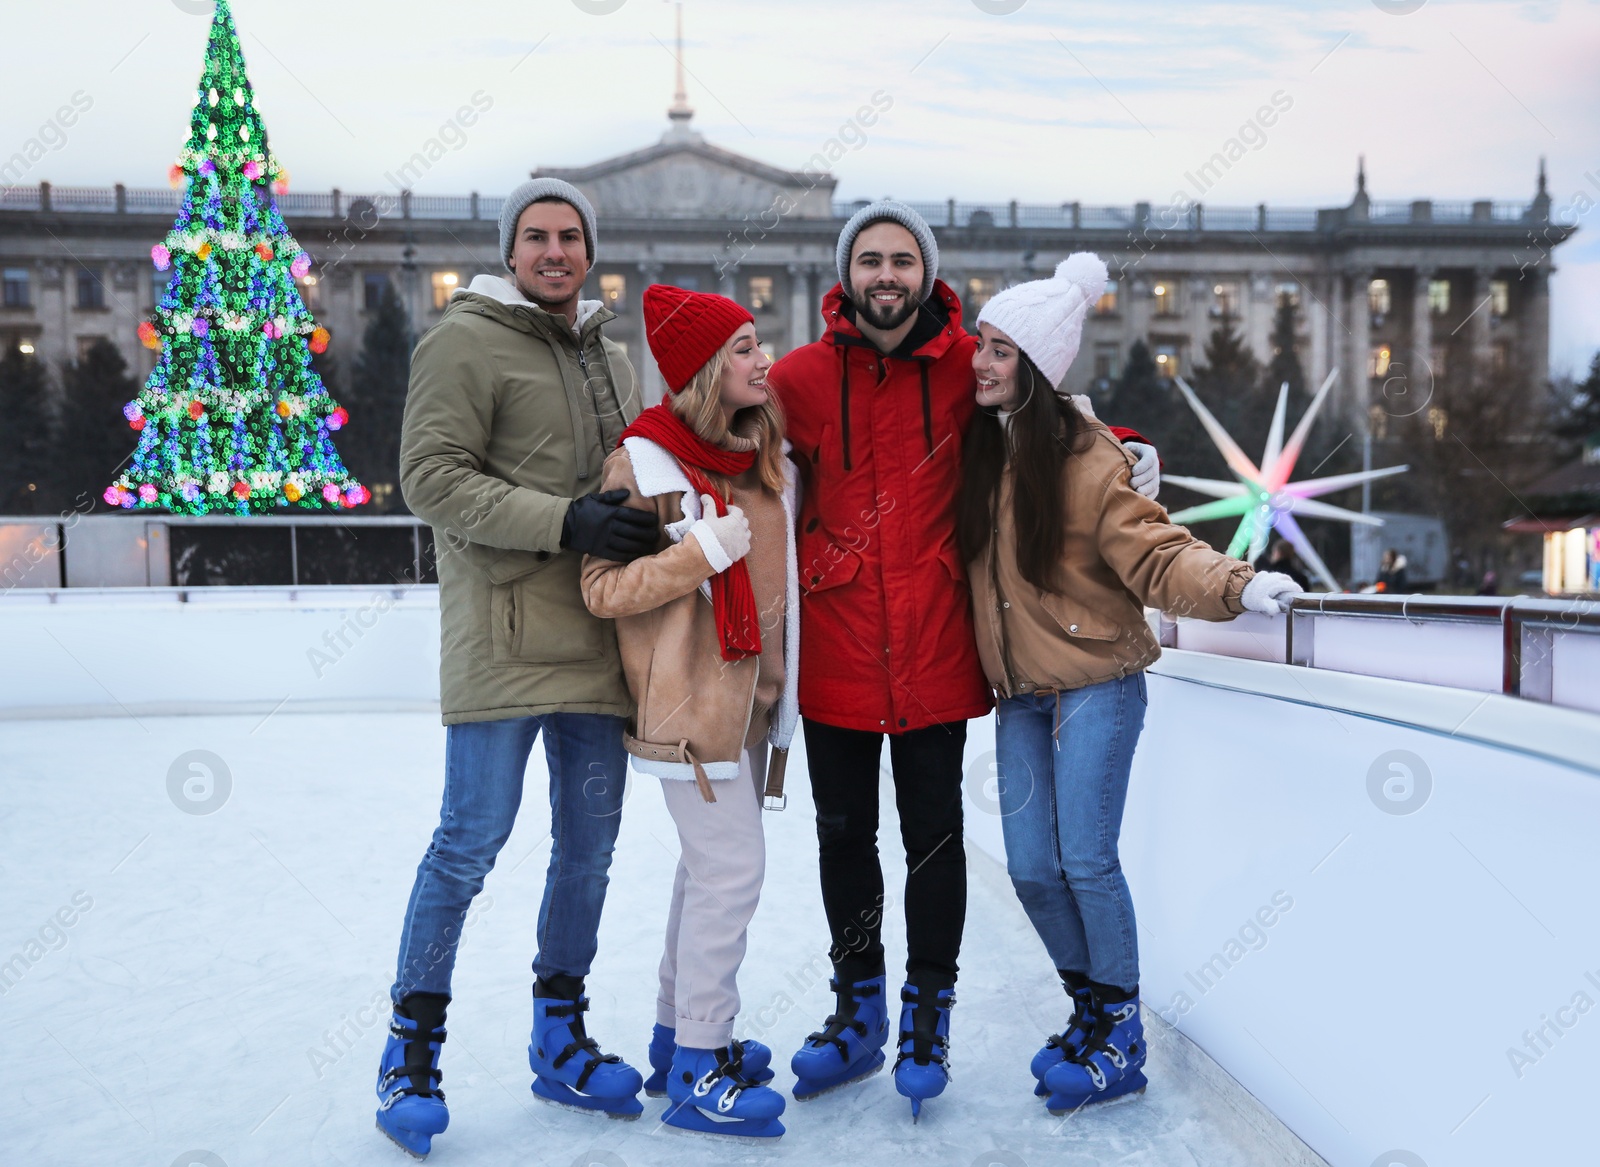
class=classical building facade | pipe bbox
[0,89,1575,433]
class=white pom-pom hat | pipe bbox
[975,252,1108,390]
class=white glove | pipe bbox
[1240,571,1300,615]
[688,493,750,573]
[1126,442,1160,499]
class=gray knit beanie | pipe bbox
[835,200,938,300]
[499,178,597,270]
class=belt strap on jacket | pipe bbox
[623,733,718,803]
[763,747,788,812]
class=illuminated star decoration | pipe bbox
[1164,369,1408,591]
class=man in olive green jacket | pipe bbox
[375,179,658,1154]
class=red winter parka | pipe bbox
[768,280,991,733]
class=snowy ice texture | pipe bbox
[5,710,1285,1166]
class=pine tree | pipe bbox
[106,0,365,515]
[342,281,414,512]
[0,346,54,514]
[1189,316,1264,447]
[58,339,141,509]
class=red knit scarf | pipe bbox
[619,404,761,661]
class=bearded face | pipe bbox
[847,221,925,333]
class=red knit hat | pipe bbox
[642,283,755,394]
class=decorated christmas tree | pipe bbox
[106,0,366,515]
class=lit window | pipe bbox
[1275,281,1299,309]
[748,276,774,313]
[1428,406,1448,440]
[1370,345,1392,379]
[1095,280,1118,315]
[1093,342,1120,381]
[1490,279,1510,319]
[1154,345,1180,377]
[431,271,460,311]
[76,266,106,310]
[1428,278,1451,315]
[1368,278,1391,316]
[1153,282,1176,316]
[17,338,37,355]
[600,273,627,313]
[967,277,998,312]
[3,268,29,309]
[1212,281,1240,317]
[298,273,321,311]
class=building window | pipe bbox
[1429,343,1449,380]
[3,268,29,309]
[1490,279,1510,320]
[600,273,627,313]
[1368,278,1391,317]
[1095,280,1118,316]
[76,266,106,310]
[1427,406,1448,440]
[431,271,460,311]
[967,277,998,313]
[1428,278,1451,315]
[364,272,389,312]
[1153,281,1177,317]
[298,273,321,311]
[1275,281,1300,309]
[152,268,172,309]
[1093,342,1120,382]
[15,336,38,356]
[76,335,108,362]
[1212,281,1240,318]
[1370,344,1392,379]
[748,276,774,313]
[1153,344,1181,378]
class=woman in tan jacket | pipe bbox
[581,283,796,1139]
[954,254,1299,1117]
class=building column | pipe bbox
[1469,264,1495,384]
[637,261,664,405]
[787,263,810,355]
[1410,265,1434,396]
[717,264,737,299]
[1305,273,1329,395]
[1346,267,1372,431]
[1521,265,1552,389]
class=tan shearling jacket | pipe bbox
[969,414,1254,698]
[581,436,799,801]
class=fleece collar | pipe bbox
[459,274,605,333]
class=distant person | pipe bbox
[1477,569,1499,596]
[1377,548,1408,593]
[1267,540,1311,592]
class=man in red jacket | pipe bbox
[768,201,1159,1113]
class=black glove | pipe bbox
[561,489,658,561]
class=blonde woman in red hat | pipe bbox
[580,283,797,1139]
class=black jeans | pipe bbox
[803,717,968,986]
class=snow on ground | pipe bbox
[4,709,1273,1167]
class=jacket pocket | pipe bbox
[489,555,608,665]
[798,524,862,595]
[1038,592,1121,642]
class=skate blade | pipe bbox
[660,1103,785,1140]
[1046,1076,1148,1118]
[531,1078,644,1120]
[792,1054,886,1100]
[375,1115,430,1160]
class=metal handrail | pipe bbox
[1159,592,1600,706]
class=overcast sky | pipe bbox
[6,0,1598,374]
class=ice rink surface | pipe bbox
[5,709,1281,1166]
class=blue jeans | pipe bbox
[994,673,1147,991]
[391,713,629,1003]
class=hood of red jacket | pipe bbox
[819,278,966,363]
